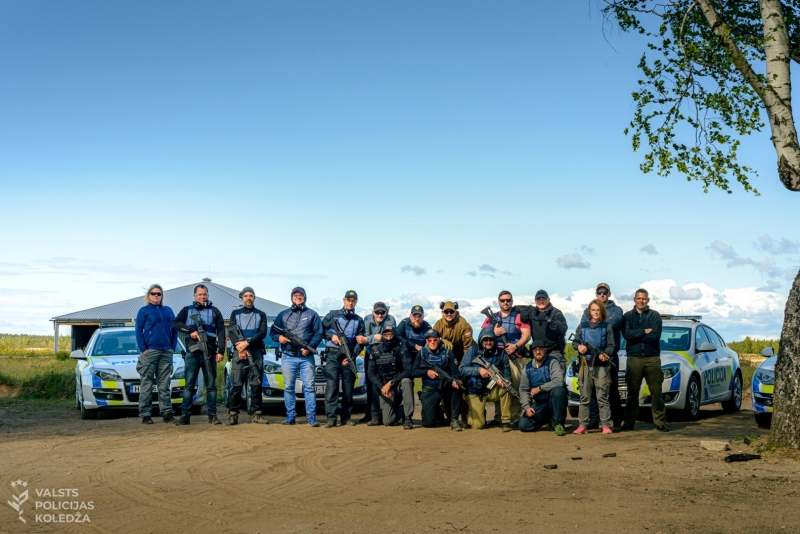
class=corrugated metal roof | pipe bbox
[52,280,288,323]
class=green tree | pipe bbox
[602,0,800,448]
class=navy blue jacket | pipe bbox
[413,344,461,388]
[229,307,268,351]
[396,317,432,357]
[135,304,177,353]
[270,307,323,357]
[460,326,511,396]
[622,306,662,357]
[322,309,366,361]
[173,304,226,354]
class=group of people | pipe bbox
[134,282,670,433]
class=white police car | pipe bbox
[567,316,743,421]
[72,326,198,420]
[222,339,367,413]
[751,346,776,428]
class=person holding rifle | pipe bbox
[227,287,269,426]
[172,284,226,425]
[572,299,616,435]
[269,287,323,427]
[321,290,366,428]
[361,302,396,425]
[460,327,514,432]
[412,328,463,431]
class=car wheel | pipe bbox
[680,375,701,421]
[721,371,742,412]
[568,406,579,418]
[754,413,772,429]
[78,383,97,420]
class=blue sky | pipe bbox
[1,1,797,341]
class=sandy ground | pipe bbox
[0,397,798,534]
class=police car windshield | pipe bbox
[619,327,691,352]
[90,332,141,356]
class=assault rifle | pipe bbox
[568,333,616,369]
[479,306,509,346]
[271,324,318,357]
[228,324,256,371]
[421,355,463,390]
[332,321,359,375]
[187,313,211,363]
[471,353,520,399]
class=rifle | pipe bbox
[568,333,616,369]
[471,353,520,399]
[331,320,359,375]
[271,324,319,357]
[421,354,463,390]
[187,313,211,363]
[228,324,256,371]
[479,306,510,346]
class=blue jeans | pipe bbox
[282,354,317,419]
[519,387,567,432]
[182,352,218,417]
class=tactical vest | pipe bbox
[467,349,504,396]
[401,319,429,352]
[494,311,522,344]
[525,356,554,402]
[580,321,607,361]
[325,312,359,351]
[375,348,401,383]
[235,309,262,339]
[421,348,448,387]
[186,307,217,337]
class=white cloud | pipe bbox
[708,241,797,281]
[640,243,658,255]
[475,264,512,278]
[400,265,427,276]
[579,245,596,256]
[755,234,800,255]
[668,285,703,301]
[556,253,591,270]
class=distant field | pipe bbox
[0,333,70,355]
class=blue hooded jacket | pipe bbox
[135,304,177,353]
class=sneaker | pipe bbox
[501,423,513,433]
[175,415,190,426]
[226,412,238,426]
[510,422,519,430]
[281,418,296,425]
[450,422,462,432]
[325,420,337,428]
[573,426,588,435]
[308,417,320,427]
[366,419,381,427]
[142,416,153,425]
[345,420,357,427]
[554,424,566,437]
[619,423,635,432]
[602,426,613,435]
[403,418,413,430]
[251,411,269,424]
[656,425,670,432]
[208,415,221,425]
[162,413,177,424]
[485,420,501,429]
[359,416,372,424]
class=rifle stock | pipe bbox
[271,324,318,356]
[332,321,359,375]
[228,324,256,370]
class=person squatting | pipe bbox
[135,283,669,433]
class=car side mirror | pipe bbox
[70,349,86,360]
[696,342,717,353]
[761,347,775,357]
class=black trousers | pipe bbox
[420,383,462,427]
[362,351,381,421]
[589,353,623,425]
[228,348,263,415]
[324,357,356,422]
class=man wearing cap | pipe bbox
[581,283,624,428]
[519,339,567,436]
[361,302,397,425]
[366,325,415,429]
[460,327,514,431]
[227,287,269,425]
[172,283,226,425]
[269,287,324,426]
[412,328,464,431]
[433,301,475,364]
[517,290,568,371]
[396,305,431,365]
[481,290,531,428]
[321,290,367,428]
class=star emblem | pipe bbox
[11,479,26,488]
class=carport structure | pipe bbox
[51,279,287,351]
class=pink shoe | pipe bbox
[573,426,588,434]
[602,426,613,434]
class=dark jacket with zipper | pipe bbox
[515,304,568,352]
[621,306,662,357]
[173,304,226,355]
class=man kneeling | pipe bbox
[460,327,513,431]
[366,326,415,429]
[519,339,566,436]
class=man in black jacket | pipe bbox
[621,288,667,432]
[227,287,269,425]
[517,290,569,371]
[172,284,226,425]
[366,325,414,429]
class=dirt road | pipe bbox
[1,399,798,534]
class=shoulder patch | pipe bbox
[464,331,472,337]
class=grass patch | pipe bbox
[0,354,75,400]
[0,333,71,355]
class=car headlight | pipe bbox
[92,369,122,381]
[264,364,281,374]
[661,364,680,380]
[356,359,365,373]
[755,370,775,385]
[172,370,185,380]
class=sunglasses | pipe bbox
[150,292,162,296]
[442,310,456,315]
[499,298,512,303]
[373,311,386,316]
[596,290,610,296]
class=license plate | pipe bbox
[130,385,158,393]
[315,385,325,395]
[619,391,628,400]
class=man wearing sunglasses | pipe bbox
[481,290,531,428]
[580,283,624,428]
[361,302,397,425]
[396,305,431,365]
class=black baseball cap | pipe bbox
[410,305,424,316]
[530,339,546,349]
[344,290,358,299]
[424,328,440,339]
[535,289,549,299]
[373,301,388,311]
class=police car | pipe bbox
[566,316,743,421]
[222,339,367,413]
[751,347,776,428]
[71,326,198,420]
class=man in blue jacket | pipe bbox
[269,287,323,427]
[227,287,269,426]
[135,284,178,425]
[321,290,367,428]
[395,305,431,365]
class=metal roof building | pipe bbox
[51,279,288,351]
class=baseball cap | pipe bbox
[410,305,424,316]
[530,339,546,349]
[424,328,440,339]
[373,301,388,312]
[596,283,611,292]
[534,290,549,300]
[441,301,456,311]
[344,290,358,299]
